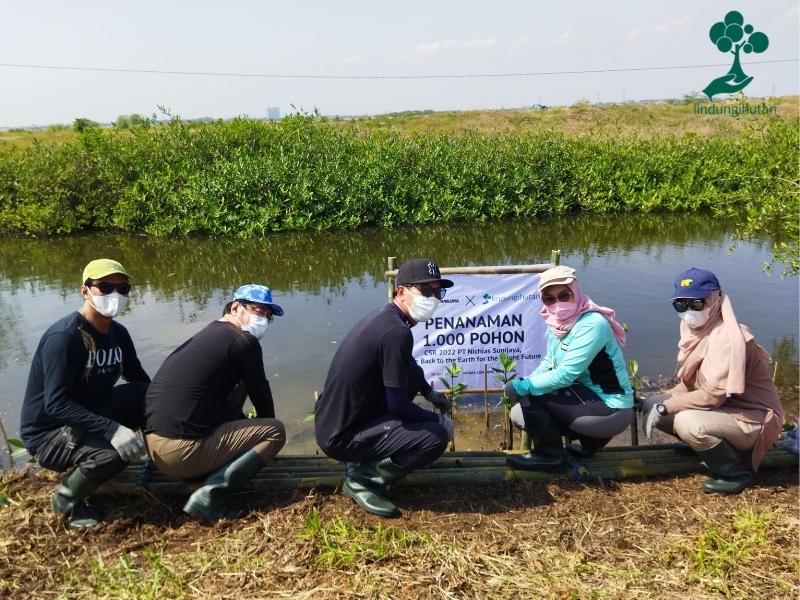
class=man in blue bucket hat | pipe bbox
[144,284,286,521]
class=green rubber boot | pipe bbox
[697,440,755,494]
[183,449,266,522]
[51,469,103,529]
[342,458,404,518]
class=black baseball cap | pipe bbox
[396,258,454,288]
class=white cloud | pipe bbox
[461,37,496,50]
[339,55,365,65]
[655,14,689,34]
[627,26,644,42]
[788,5,800,17]
[512,34,533,49]
[415,39,456,55]
[557,31,577,45]
[402,36,497,59]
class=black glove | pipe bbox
[424,389,450,414]
[503,380,523,404]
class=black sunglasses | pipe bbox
[412,283,446,300]
[541,290,573,306]
[87,281,131,295]
[672,298,706,313]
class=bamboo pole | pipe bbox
[483,364,490,430]
[385,263,554,278]
[386,256,396,301]
[0,417,16,469]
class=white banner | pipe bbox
[412,273,548,390]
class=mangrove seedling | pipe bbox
[439,362,468,451]
[492,352,518,450]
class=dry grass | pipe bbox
[1,466,797,599]
[343,96,799,140]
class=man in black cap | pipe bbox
[315,258,455,517]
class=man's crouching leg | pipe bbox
[343,421,448,518]
[40,432,128,529]
[181,419,286,522]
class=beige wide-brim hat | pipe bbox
[538,265,576,292]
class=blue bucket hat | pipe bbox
[673,268,721,299]
[232,284,284,316]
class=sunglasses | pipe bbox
[541,290,573,306]
[411,283,447,300]
[672,298,706,313]
[242,302,275,322]
[87,281,131,295]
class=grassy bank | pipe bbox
[1,468,796,599]
[0,100,797,273]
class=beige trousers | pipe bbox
[146,418,286,480]
[650,392,762,452]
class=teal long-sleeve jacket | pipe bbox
[512,311,633,409]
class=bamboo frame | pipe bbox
[99,447,799,496]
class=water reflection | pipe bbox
[0,213,795,448]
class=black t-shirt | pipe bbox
[20,311,150,452]
[315,303,431,451]
[144,320,274,439]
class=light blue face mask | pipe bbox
[242,313,270,339]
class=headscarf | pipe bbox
[539,278,627,346]
[676,290,748,395]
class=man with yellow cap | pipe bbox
[20,258,150,528]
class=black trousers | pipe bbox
[34,382,148,483]
[325,416,448,472]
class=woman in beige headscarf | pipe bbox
[643,267,784,494]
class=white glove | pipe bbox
[440,415,455,441]
[642,400,665,440]
[110,424,145,462]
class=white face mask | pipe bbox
[407,294,440,323]
[240,313,270,339]
[679,306,712,329]
[89,290,128,318]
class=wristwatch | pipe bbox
[656,404,668,416]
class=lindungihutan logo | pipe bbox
[703,11,769,100]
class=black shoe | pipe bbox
[696,441,755,494]
[52,469,103,529]
[183,450,266,522]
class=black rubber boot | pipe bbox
[566,435,611,459]
[673,442,697,457]
[52,469,103,529]
[183,449,266,521]
[342,458,403,518]
[506,410,567,472]
[697,440,755,494]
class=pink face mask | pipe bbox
[546,301,579,320]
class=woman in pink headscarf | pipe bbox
[506,266,634,472]
[643,267,784,494]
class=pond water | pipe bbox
[0,214,797,454]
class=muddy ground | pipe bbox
[1,465,797,599]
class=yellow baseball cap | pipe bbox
[82,259,129,283]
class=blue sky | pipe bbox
[1,0,797,126]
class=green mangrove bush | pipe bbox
[0,114,796,272]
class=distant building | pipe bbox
[266,107,281,121]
